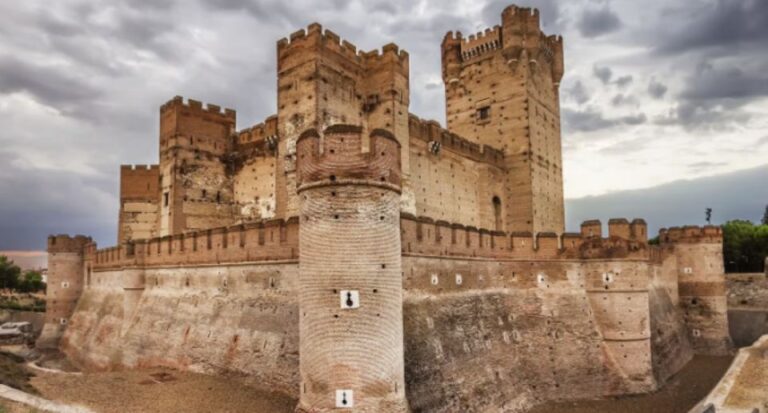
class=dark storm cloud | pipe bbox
[577,6,622,38]
[657,0,768,54]
[660,62,768,129]
[563,108,646,133]
[593,65,612,84]
[0,55,102,109]
[566,165,768,234]
[0,151,117,250]
[648,79,668,99]
[680,64,768,102]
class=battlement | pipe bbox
[120,164,159,172]
[277,23,408,72]
[580,218,648,242]
[401,215,650,260]
[501,5,542,36]
[90,217,299,270]
[442,4,564,84]
[444,26,503,62]
[48,234,93,254]
[236,115,278,145]
[659,225,723,244]
[295,125,402,191]
[408,114,506,167]
[160,95,236,122]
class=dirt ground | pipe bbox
[29,368,296,413]
[0,353,734,413]
[528,355,734,413]
[0,399,38,413]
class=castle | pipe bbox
[39,5,735,412]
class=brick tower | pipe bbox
[441,5,565,234]
[295,125,407,412]
[660,226,733,355]
[157,96,238,236]
[275,24,412,221]
[37,235,92,349]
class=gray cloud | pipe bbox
[0,151,117,250]
[656,0,768,55]
[563,108,646,133]
[614,75,632,87]
[593,65,612,84]
[0,55,102,114]
[658,61,768,130]
[577,6,622,38]
[566,80,590,105]
[648,79,668,99]
[482,0,562,31]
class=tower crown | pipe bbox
[441,4,564,85]
[295,125,401,191]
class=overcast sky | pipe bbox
[0,0,766,250]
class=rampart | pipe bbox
[57,218,720,411]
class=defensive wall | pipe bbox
[727,272,768,348]
[45,217,735,411]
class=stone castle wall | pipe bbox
[57,216,733,411]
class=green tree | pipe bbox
[762,204,768,225]
[0,256,21,290]
[722,220,768,273]
[17,270,45,293]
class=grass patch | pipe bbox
[0,351,37,394]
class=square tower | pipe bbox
[441,5,565,233]
[157,96,237,236]
[275,24,411,219]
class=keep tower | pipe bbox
[275,24,412,221]
[295,125,408,412]
[441,5,565,234]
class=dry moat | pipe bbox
[0,349,734,413]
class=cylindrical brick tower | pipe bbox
[37,234,92,349]
[295,125,408,412]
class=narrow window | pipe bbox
[163,192,169,206]
[477,106,490,121]
[493,196,502,231]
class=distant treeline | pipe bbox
[0,255,45,293]
[723,220,768,273]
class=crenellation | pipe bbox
[160,95,236,121]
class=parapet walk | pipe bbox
[66,215,724,272]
